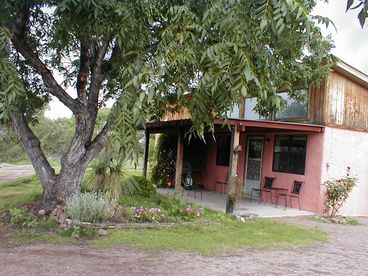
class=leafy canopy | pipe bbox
[1,0,333,153]
[346,0,368,27]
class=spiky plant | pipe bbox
[84,153,140,200]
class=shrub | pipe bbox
[133,207,168,223]
[84,153,140,200]
[9,208,38,228]
[66,192,116,223]
[61,225,98,238]
[130,176,156,197]
[182,205,203,220]
[323,168,357,217]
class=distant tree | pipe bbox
[0,0,333,212]
[346,0,368,27]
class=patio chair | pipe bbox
[276,181,303,210]
[182,174,203,200]
[250,177,275,204]
[214,171,229,194]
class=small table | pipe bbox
[268,187,288,206]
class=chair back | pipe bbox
[183,174,193,189]
[264,177,275,189]
[292,181,303,194]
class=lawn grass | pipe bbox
[0,175,42,211]
[8,229,74,245]
[1,175,327,254]
[91,219,327,254]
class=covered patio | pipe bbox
[159,188,314,218]
[145,118,325,215]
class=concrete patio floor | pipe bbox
[158,188,314,218]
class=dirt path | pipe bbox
[0,217,367,275]
[0,163,34,185]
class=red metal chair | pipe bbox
[250,177,275,204]
[277,181,303,210]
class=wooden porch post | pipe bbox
[175,130,184,193]
[142,129,150,179]
[226,125,241,213]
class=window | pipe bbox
[275,90,308,120]
[244,97,262,120]
[273,135,307,175]
[226,104,240,119]
[216,135,231,166]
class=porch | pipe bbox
[159,188,314,218]
[145,118,325,214]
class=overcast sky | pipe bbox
[45,0,368,119]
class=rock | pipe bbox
[111,205,125,223]
[53,204,67,225]
[330,218,338,224]
[65,219,72,226]
[38,209,46,216]
[98,229,108,236]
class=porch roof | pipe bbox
[146,118,324,133]
[221,118,325,133]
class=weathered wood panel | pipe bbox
[325,71,368,130]
[308,82,325,125]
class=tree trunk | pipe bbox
[40,157,90,212]
[10,108,108,213]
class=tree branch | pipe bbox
[88,40,109,107]
[84,121,111,163]
[10,1,83,115]
[9,108,57,187]
[76,41,90,104]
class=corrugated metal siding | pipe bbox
[326,71,368,130]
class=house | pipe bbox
[143,60,368,216]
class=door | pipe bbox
[244,136,264,196]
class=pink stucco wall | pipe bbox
[205,133,247,191]
[321,127,368,216]
[260,132,325,213]
[205,131,325,214]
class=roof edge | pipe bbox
[333,60,368,88]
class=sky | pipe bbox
[45,0,368,119]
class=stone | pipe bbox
[111,205,125,223]
[65,219,72,226]
[98,229,108,236]
[38,209,46,216]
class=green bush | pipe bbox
[9,208,38,228]
[130,176,156,197]
[66,192,116,223]
[61,225,98,239]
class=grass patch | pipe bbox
[91,219,327,254]
[309,215,362,226]
[8,229,74,245]
[0,175,42,211]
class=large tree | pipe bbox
[0,0,333,212]
[346,0,368,27]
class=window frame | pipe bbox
[274,89,309,121]
[272,134,308,175]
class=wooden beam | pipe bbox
[142,129,150,178]
[226,126,241,213]
[175,131,184,192]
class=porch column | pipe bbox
[142,129,150,179]
[226,125,241,213]
[175,130,184,193]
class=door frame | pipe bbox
[243,135,265,194]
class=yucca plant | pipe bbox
[84,151,140,200]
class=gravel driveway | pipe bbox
[0,217,367,275]
[0,163,34,185]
